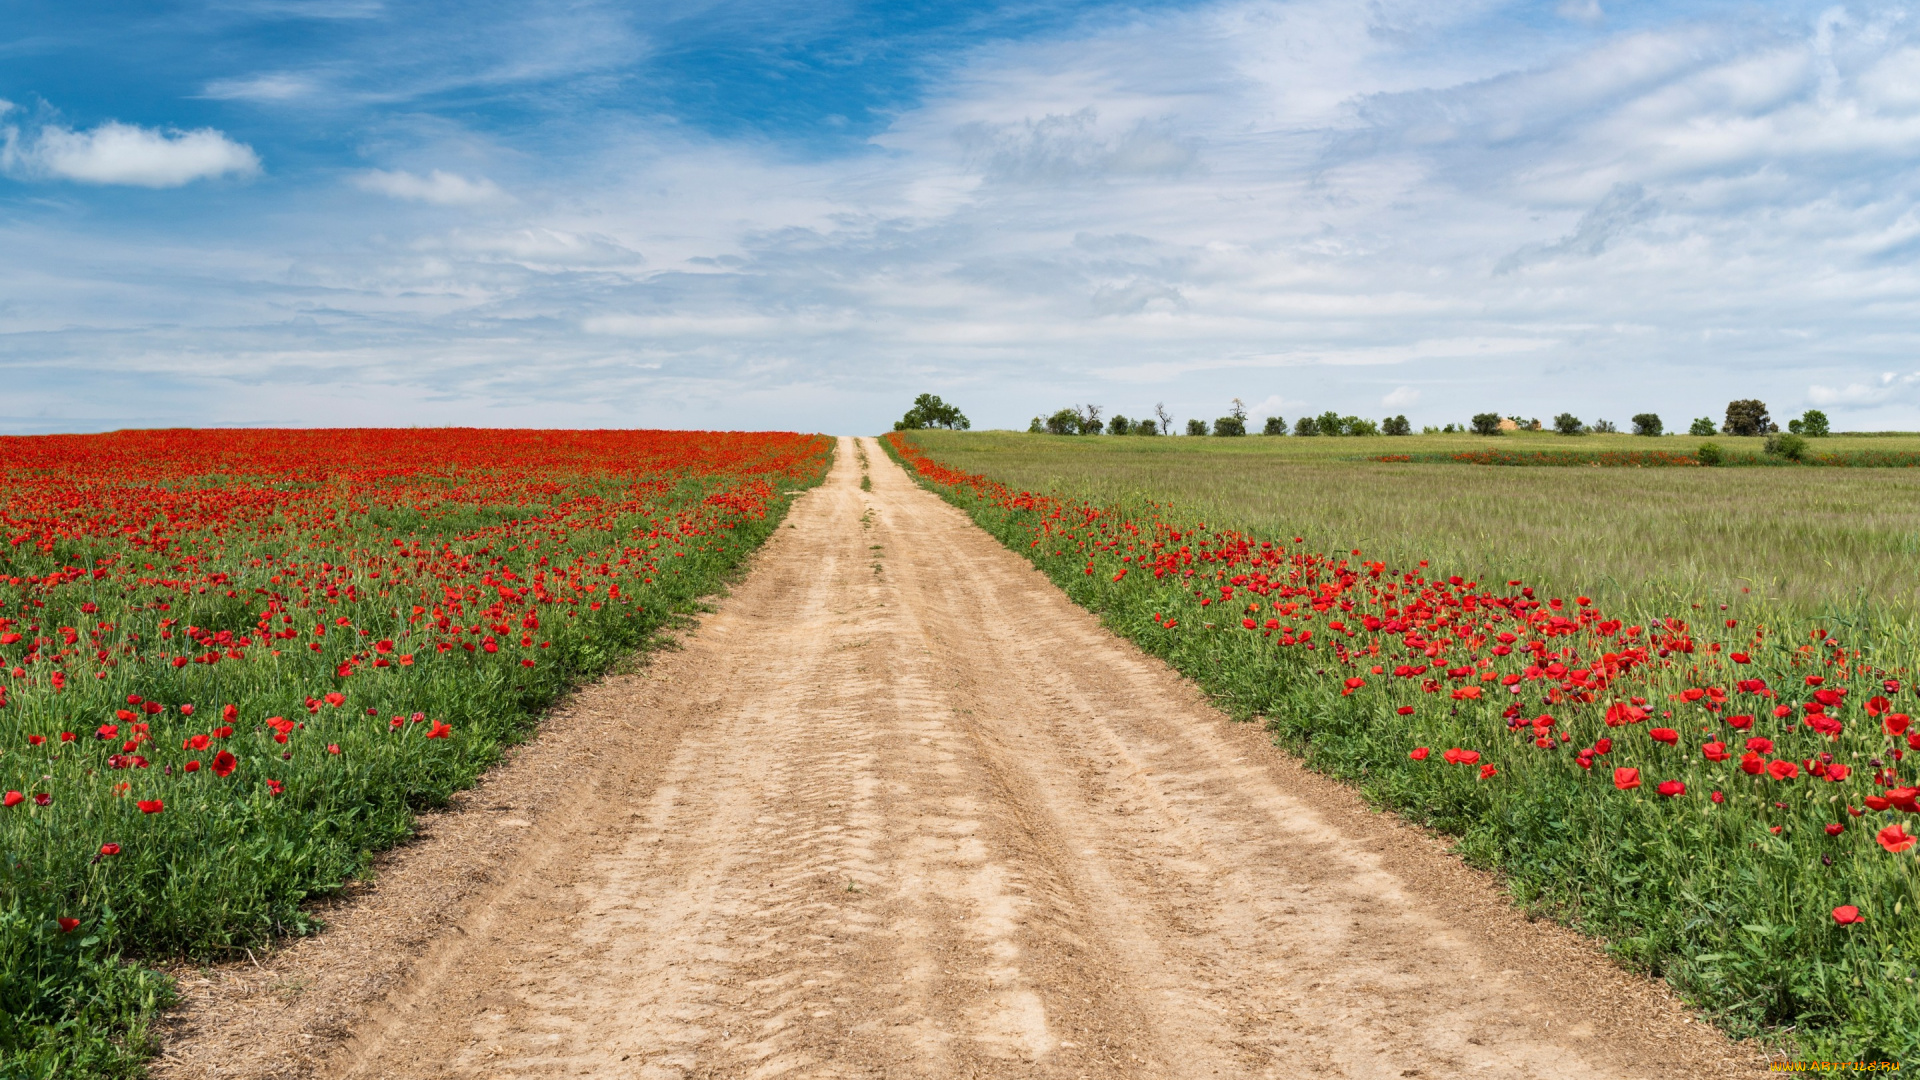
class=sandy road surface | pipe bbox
[156,437,1760,1079]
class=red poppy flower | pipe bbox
[265,779,284,796]
[1730,652,1750,664]
[1825,823,1846,837]
[26,734,44,746]
[1767,760,1799,781]
[1702,741,1729,762]
[1832,905,1864,925]
[1593,738,1613,755]
[1823,764,1851,782]
[1740,751,1765,776]
[184,734,210,751]
[1885,787,1920,813]
[1409,747,1430,761]
[184,760,200,773]
[1877,824,1916,853]
[1656,780,1685,797]
[425,720,453,739]
[136,799,164,814]
[1866,795,1892,812]
[1867,695,1892,718]
[1479,764,1498,780]
[33,793,49,806]
[1710,790,1725,803]
[1886,713,1911,737]
[1342,676,1365,695]
[1649,728,1679,745]
[99,842,121,856]
[56,917,80,933]
[1,791,22,808]
[1746,737,1773,753]
[211,750,237,778]
[1614,767,1640,791]
[1396,705,1415,716]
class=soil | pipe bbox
[152,436,1768,1079]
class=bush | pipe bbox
[1470,412,1504,436]
[1765,432,1808,461]
[1553,412,1584,435]
[1045,409,1080,435]
[1186,418,1207,436]
[1135,418,1158,436]
[1341,416,1379,436]
[894,393,969,431]
[1689,417,1716,436]
[1382,415,1411,436]
[1798,409,1831,437]
[1027,417,1043,433]
[1107,415,1131,436]
[1590,418,1617,434]
[1293,416,1318,437]
[1723,399,1772,436]
[1262,415,1287,435]
[1696,441,1724,466]
[1631,413,1663,436]
[1213,416,1247,437]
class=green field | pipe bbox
[907,430,1920,620]
[887,429,1920,1060]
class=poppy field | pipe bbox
[0,428,829,1077]
[885,430,1920,1060]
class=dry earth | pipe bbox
[153,436,1768,1079]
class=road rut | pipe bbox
[157,436,1759,1079]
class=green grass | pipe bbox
[907,430,1920,620]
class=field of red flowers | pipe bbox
[0,428,829,1078]
[885,431,1920,1061]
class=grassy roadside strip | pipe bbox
[881,431,1920,1062]
[1377,449,1920,468]
[0,434,831,1079]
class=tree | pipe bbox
[1186,418,1208,436]
[1590,418,1617,434]
[1553,412,1584,435]
[1723,399,1772,437]
[1107,414,1131,435]
[1798,409,1831,437]
[1382,415,1411,436]
[1045,409,1080,435]
[1262,415,1287,435]
[1230,397,1248,421]
[1154,403,1174,437]
[894,393,969,431]
[1027,417,1044,433]
[1136,418,1159,435]
[1076,404,1104,434]
[1316,411,1343,437]
[1470,412,1504,436]
[1213,415,1247,437]
[1293,416,1317,436]
[1631,413,1663,436]
[1342,416,1379,436]
[1689,417,1716,436]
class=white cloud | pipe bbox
[1557,0,1603,23]
[201,73,324,102]
[353,168,507,205]
[2,121,259,187]
[1808,372,1920,406]
[1383,386,1421,409]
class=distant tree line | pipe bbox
[1464,402,1830,439]
[1027,398,1414,437]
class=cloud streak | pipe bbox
[2,118,259,187]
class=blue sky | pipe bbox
[5,0,1920,434]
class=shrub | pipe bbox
[1589,418,1618,434]
[1293,416,1318,436]
[1470,412,1504,436]
[1798,409,1831,437]
[1213,416,1247,437]
[1765,432,1809,461]
[1382,415,1411,436]
[1553,412,1584,435]
[1631,413,1663,436]
[1723,399,1772,436]
[1341,416,1379,436]
[1107,415,1131,436]
[1689,417,1716,436]
[1262,415,1287,435]
[1696,441,1724,466]
[1135,418,1158,436]
[894,393,969,430]
[1186,418,1207,436]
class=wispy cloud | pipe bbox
[353,169,508,205]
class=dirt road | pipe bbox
[157,436,1759,1079]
